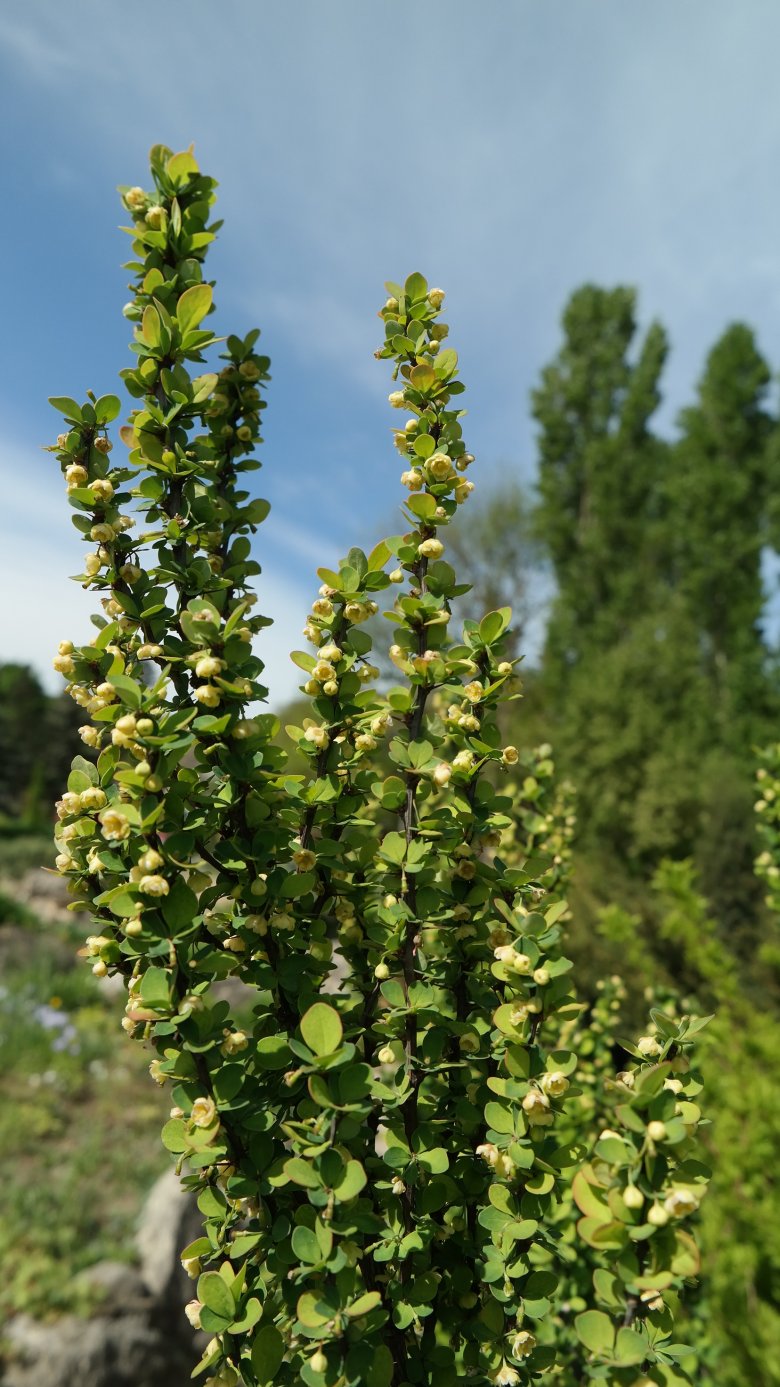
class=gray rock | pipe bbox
[72,1260,150,1316]
[2,1310,190,1387]
[136,1167,203,1304]
[1,1172,206,1387]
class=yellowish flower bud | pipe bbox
[194,685,221,707]
[427,452,454,482]
[428,287,445,309]
[139,874,169,896]
[344,601,368,622]
[401,469,424,491]
[637,1034,663,1058]
[452,749,475,774]
[374,962,390,980]
[90,522,115,543]
[522,1089,553,1125]
[647,1202,670,1227]
[195,655,223,678]
[124,186,147,212]
[502,745,519,765]
[418,537,444,560]
[647,1120,667,1142]
[312,659,336,682]
[664,1187,699,1219]
[304,724,329,749]
[388,391,406,408]
[293,848,316,872]
[99,807,130,841]
[190,1096,218,1128]
[433,763,452,787]
[540,1070,569,1098]
[623,1184,645,1210]
[511,1330,536,1359]
[89,478,114,502]
[184,1300,202,1329]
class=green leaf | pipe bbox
[48,396,83,421]
[368,1346,394,1387]
[251,1324,285,1383]
[614,1327,649,1365]
[246,497,271,524]
[197,1270,235,1322]
[418,1147,449,1174]
[301,1002,343,1056]
[230,1297,263,1333]
[434,347,459,379]
[94,394,121,424]
[284,1157,321,1189]
[367,539,391,571]
[70,754,99,786]
[404,272,428,302]
[334,1160,367,1200]
[162,877,198,931]
[166,149,199,184]
[141,304,162,348]
[379,830,407,864]
[484,1100,514,1134]
[255,1035,291,1069]
[410,363,436,392]
[575,1309,615,1356]
[139,967,169,1011]
[176,283,213,334]
[347,1291,382,1317]
[292,1224,324,1264]
[297,1292,330,1328]
[107,674,142,709]
[413,434,435,460]
[479,608,512,644]
[407,493,437,520]
[161,1118,188,1152]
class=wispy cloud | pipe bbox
[0,13,75,80]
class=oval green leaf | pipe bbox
[300,1002,343,1057]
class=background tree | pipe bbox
[0,664,84,828]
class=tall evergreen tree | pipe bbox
[529,290,779,940]
[668,323,775,736]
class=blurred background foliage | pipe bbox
[2,282,779,1382]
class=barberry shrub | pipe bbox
[50,146,710,1387]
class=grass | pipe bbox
[0,872,169,1322]
[0,831,55,878]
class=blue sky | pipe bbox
[3,0,780,705]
